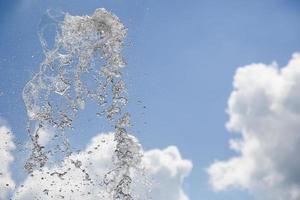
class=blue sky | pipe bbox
[1,0,300,199]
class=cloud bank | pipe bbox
[9,133,192,200]
[208,53,300,199]
[143,146,192,200]
[0,125,16,199]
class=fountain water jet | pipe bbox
[23,8,142,199]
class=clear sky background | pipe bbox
[1,0,300,199]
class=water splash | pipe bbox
[23,8,142,199]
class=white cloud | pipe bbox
[13,133,192,200]
[0,124,16,199]
[208,53,300,200]
[143,146,192,200]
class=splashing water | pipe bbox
[23,8,143,199]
